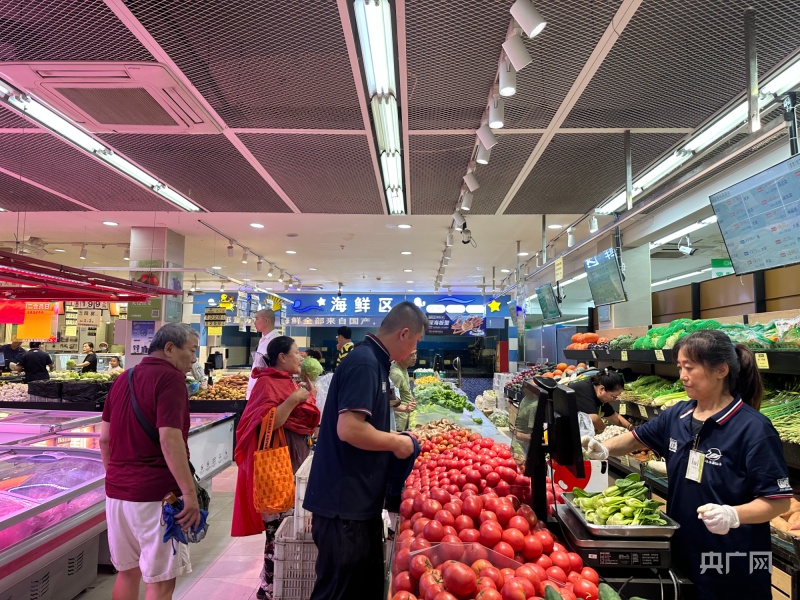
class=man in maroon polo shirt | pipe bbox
[100,323,201,600]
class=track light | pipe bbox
[227,242,234,257]
[266,265,273,278]
[123,246,130,261]
[79,245,87,260]
[488,95,504,129]
[502,33,533,71]
[444,247,452,260]
[452,211,466,229]
[589,216,599,233]
[463,171,479,192]
[476,123,498,150]
[498,58,516,97]
[241,250,249,264]
[220,283,225,292]
[510,0,547,38]
[461,190,473,211]
[256,259,263,271]
[476,141,491,165]
[283,271,290,283]
[446,230,453,247]
[567,227,575,247]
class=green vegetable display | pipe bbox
[572,474,667,526]
[472,416,483,424]
[414,382,470,412]
[300,357,323,382]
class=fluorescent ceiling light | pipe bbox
[308,267,317,271]
[635,153,685,190]
[7,93,105,153]
[500,268,511,273]
[404,269,413,272]
[651,267,712,287]
[97,151,160,189]
[354,0,396,97]
[406,280,414,284]
[397,224,412,229]
[401,251,412,255]
[502,33,532,71]
[596,191,626,215]
[650,215,718,248]
[155,186,201,212]
[250,223,264,229]
[510,0,547,37]
[386,187,405,214]
[562,272,588,286]
[547,224,563,230]
[498,59,516,97]
[286,250,297,254]
[212,265,221,270]
[517,251,529,257]
[380,152,403,188]
[54,248,66,253]
[372,95,401,153]
[102,221,118,226]
[476,142,491,165]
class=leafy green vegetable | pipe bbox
[300,357,323,382]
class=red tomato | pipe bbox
[496,480,512,497]
[430,488,451,506]
[457,474,468,489]
[505,495,522,512]
[462,496,483,519]
[454,515,474,532]
[419,570,444,598]
[475,589,503,600]
[567,572,582,585]
[480,510,499,524]
[400,498,416,519]
[410,554,434,580]
[496,503,517,526]
[567,553,583,573]
[433,592,458,600]
[425,585,444,600]
[546,566,567,585]
[478,566,505,588]
[549,551,572,573]
[411,537,432,552]
[502,577,534,600]
[466,470,482,485]
[572,578,599,600]
[392,571,414,594]
[463,483,480,494]
[439,535,464,561]
[458,528,481,543]
[422,499,443,520]
[402,488,420,501]
[413,494,428,513]
[492,541,515,560]
[484,497,501,513]
[443,502,462,518]
[479,521,503,547]
[486,472,501,487]
[560,589,578,600]
[393,547,411,574]
[391,592,418,600]
[533,554,552,570]
[399,520,412,533]
[423,520,445,543]
[435,510,455,528]
[514,565,542,587]
[442,526,458,538]
[501,528,526,553]
[413,518,431,536]
[552,543,568,554]
[522,534,543,560]
[533,530,554,554]
[500,568,517,583]
[463,542,489,564]
[527,562,547,583]
[476,576,497,591]
[478,464,494,479]
[539,581,561,598]
[442,562,477,597]
[580,567,599,586]
[471,559,494,576]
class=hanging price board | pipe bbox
[620,351,628,361]
[654,350,665,361]
[755,353,770,369]
[639,404,649,418]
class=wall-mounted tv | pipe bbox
[709,154,800,275]
[535,283,562,321]
[584,248,627,306]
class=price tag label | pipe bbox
[592,351,597,359]
[619,403,627,415]
[620,351,628,361]
[620,455,630,467]
[639,404,649,418]
[755,353,770,369]
[654,350,665,361]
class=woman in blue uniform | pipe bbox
[583,330,791,600]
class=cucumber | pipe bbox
[598,582,622,600]
[544,585,563,600]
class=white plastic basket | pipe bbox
[293,453,314,540]
[274,518,318,599]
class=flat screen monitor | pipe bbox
[709,154,800,274]
[584,248,627,306]
[551,384,585,477]
[535,283,561,321]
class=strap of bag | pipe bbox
[128,368,159,444]
[256,407,288,450]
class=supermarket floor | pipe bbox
[76,465,267,600]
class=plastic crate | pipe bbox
[293,453,313,539]
[274,518,317,600]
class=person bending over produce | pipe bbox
[582,330,791,600]
[232,336,321,600]
[389,350,418,431]
[569,370,632,433]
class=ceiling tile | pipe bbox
[239,133,384,214]
[505,132,686,214]
[101,133,291,213]
[0,169,85,212]
[0,132,174,211]
[0,0,154,62]
[470,134,541,214]
[124,0,363,129]
[409,134,475,215]
[563,0,800,128]
[0,104,38,129]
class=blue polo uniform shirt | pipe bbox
[304,334,395,520]
[634,397,791,599]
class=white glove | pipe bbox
[697,503,740,535]
[581,436,609,460]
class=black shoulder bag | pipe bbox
[126,368,211,511]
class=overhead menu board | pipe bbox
[710,154,800,275]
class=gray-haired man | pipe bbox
[247,309,278,400]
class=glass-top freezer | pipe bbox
[18,434,102,452]
[0,410,101,443]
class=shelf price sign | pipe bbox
[620,351,628,361]
[654,350,665,361]
[755,353,770,370]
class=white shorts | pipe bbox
[106,497,192,584]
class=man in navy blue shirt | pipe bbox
[304,301,427,599]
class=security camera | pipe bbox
[679,245,697,256]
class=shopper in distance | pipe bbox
[582,330,791,600]
[304,301,427,599]
[334,324,354,368]
[99,323,202,599]
[390,349,418,432]
[246,309,279,400]
[14,341,54,383]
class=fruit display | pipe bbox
[0,382,27,401]
[192,385,245,401]
[565,333,606,351]
[504,363,590,397]
[411,419,473,442]
[395,426,606,600]
[571,474,667,526]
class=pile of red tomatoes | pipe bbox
[392,431,599,600]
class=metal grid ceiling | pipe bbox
[0,104,38,129]
[469,134,542,214]
[0,0,154,62]
[505,0,622,129]
[0,170,85,212]
[0,132,172,211]
[124,0,364,130]
[404,0,514,130]
[100,133,291,213]
[506,132,686,214]
[563,0,800,129]
[239,133,384,214]
[409,134,475,215]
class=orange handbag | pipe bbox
[253,408,295,514]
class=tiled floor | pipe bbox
[76,465,266,600]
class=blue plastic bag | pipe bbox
[162,498,209,554]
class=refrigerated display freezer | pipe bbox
[0,410,101,444]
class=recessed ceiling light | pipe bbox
[250,223,264,228]
[308,267,318,271]
[406,280,414,283]
[286,250,297,254]
[548,224,563,230]
[401,251,411,255]
[407,289,414,292]
[500,269,511,273]
[517,252,529,257]
[212,265,222,270]
[397,224,412,229]
[403,269,412,272]
[243,278,250,282]
[53,248,66,253]
[102,221,118,226]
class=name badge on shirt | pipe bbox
[686,450,705,483]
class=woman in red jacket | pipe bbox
[232,336,320,600]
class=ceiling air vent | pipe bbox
[0,63,220,134]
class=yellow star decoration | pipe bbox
[487,299,501,313]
